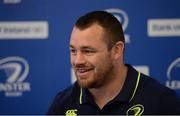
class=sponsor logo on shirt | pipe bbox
[66,109,78,116]
[126,104,144,116]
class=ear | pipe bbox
[111,41,124,60]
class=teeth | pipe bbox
[77,68,86,73]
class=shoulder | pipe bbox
[55,82,79,101]
[140,73,174,95]
[126,64,173,95]
[139,73,179,114]
[47,82,80,114]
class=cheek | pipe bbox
[96,53,111,63]
[70,55,75,65]
[96,57,112,69]
[70,58,73,64]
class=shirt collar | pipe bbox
[80,87,94,104]
[115,64,140,102]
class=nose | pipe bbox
[74,52,86,66]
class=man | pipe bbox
[47,11,179,115]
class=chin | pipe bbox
[77,79,93,88]
[78,79,102,89]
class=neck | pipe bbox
[89,64,127,109]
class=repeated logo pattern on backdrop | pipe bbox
[0,21,49,39]
[0,56,30,97]
[0,0,179,114]
[166,57,180,90]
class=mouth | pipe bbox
[76,68,93,73]
[75,67,93,77]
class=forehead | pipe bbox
[70,24,107,48]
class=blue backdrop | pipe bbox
[0,0,179,114]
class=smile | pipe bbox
[76,68,93,73]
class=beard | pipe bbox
[74,58,114,88]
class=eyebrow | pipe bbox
[69,45,74,48]
[69,45,95,50]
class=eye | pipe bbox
[83,49,96,55]
[70,49,77,55]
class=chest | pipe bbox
[64,100,159,115]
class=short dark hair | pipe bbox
[75,11,125,50]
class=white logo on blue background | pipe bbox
[3,0,21,4]
[166,57,180,90]
[105,8,130,43]
[0,56,31,97]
